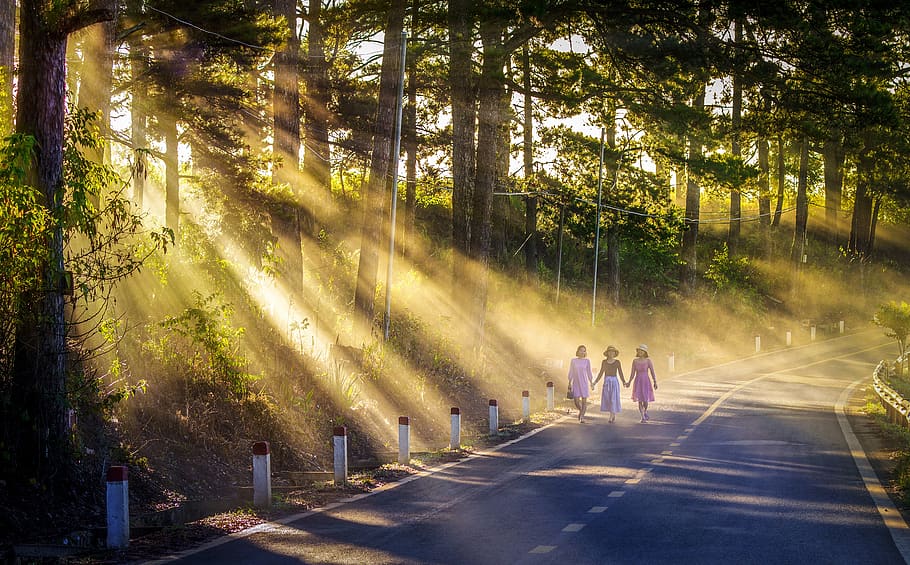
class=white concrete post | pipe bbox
[668,353,675,373]
[522,390,530,421]
[755,335,761,353]
[546,381,554,411]
[810,325,817,341]
[786,330,792,346]
[106,466,129,548]
[398,416,410,465]
[252,441,271,508]
[450,407,461,449]
[489,399,499,436]
[840,320,845,334]
[333,426,348,485]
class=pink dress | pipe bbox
[567,357,593,398]
[630,357,656,402]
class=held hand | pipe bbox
[653,381,658,390]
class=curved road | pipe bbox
[151,331,910,564]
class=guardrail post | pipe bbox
[668,352,675,373]
[522,390,530,421]
[839,320,845,334]
[755,335,761,353]
[252,441,271,508]
[489,399,499,436]
[810,325,816,341]
[333,426,348,485]
[398,416,410,464]
[786,331,792,346]
[450,408,461,449]
[106,466,129,548]
[546,382,554,411]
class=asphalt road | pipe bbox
[156,330,910,564]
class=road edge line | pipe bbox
[837,377,910,561]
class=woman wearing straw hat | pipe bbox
[593,345,625,423]
[629,344,658,423]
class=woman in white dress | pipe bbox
[593,345,625,423]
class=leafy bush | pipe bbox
[147,291,259,397]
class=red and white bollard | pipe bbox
[522,390,530,421]
[546,382,554,411]
[252,441,271,508]
[106,466,129,548]
[489,399,499,436]
[333,426,348,485]
[450,407,461,449]
[398,416,410,465]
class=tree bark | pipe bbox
[130,39,148,207]
[772,135,785,228]
[163,99,180,236]
[791,136,809,265]
[728,21,742,254]
[0,0,15,133]
[680,88,705,294]
[403,41,418,258]
[273,0,303,294]
[849,147,874,258]
[10,0,113,486]
[604,106,619,307]
[303,0,332,232]
[449,0,475,304]
[353,0,405,339]
[468,17,506,349]
[757,135,771,256]
[823,136,845,248]
[522,45,538,282]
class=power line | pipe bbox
[146,6,275,52]
[494,189,797,224]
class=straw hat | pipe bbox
[636,344,649,353]
[604,345,619,356]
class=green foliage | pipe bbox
[151,291,260,397]
[873,301,910,358]
[0,135,49,367]
[705,243,753,291]
[63,107,175,308]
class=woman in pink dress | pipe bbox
[629,344,658,423]
[567,345,594,423]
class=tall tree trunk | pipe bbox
[680,88,705,295]
[849,147,874,258]
[521,45,538,283]
[163,101,180,236]
[490,71,510,262]
[130,40,148,207]
[353,0,405,339]
[791,136,809,265]
[823,135,845,249]
[449,0,475,304]
[10,0,113,486]
[757,135,771,255]
[303,0,331,232]
[0,0,15,133]
[77,15,116,210]
[728,22,742,254]
[403,39,417,258]
[772,135,785,228]
[468,18,505,349]
[604,106,620,306]
[273,0,303,295]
